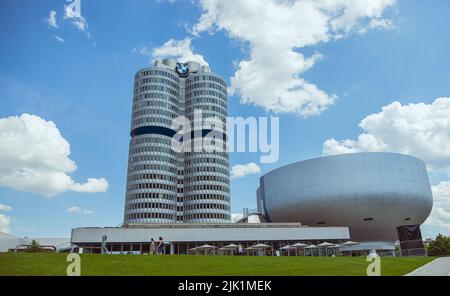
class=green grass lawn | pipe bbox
[0,253,434,276]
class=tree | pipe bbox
[427,234,450,256]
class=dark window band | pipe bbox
[131,126,227,141]
[131,126,176,138]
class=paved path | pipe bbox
[406,257,450,276]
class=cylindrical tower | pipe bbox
[124,60,231,225]
[183,72,231,223]
[124,67,180,224]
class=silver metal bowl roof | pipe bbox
[257,152,433,242]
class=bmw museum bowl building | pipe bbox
[257,152,433,252]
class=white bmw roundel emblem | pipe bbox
[176,63,190,77]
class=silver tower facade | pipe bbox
[124,59,231,225]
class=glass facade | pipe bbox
[124,61,231,224]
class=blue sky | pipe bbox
[1,0,450,238]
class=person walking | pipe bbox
[157,237,164,255]
[149,238,156,255]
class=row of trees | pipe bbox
[427,234,450,256]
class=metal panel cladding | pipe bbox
[257,153,433,242]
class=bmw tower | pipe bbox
[123,59,231,225]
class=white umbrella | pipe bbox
[223,243,239,249]
[280,245,297,256]
[280,245,296,250]
[292,242,307,256]
[244,246,255,256]
[292,242,308,248]
[340,241,359,256]
[196,244,217,250]
[304,244,317,249]
[253,243,271,249]
[318,242,335,248]
[342,241,359,246]
[251,243,271,256]
[222,243,239,255]
[318,242,337,256]
[195,244,217,255]
[304,244,317,256]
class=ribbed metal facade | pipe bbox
[257,152,433,242]
[124,60,230,225]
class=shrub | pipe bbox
[427,234,450,256]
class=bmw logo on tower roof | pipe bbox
[175,62,190,77]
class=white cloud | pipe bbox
[231,213,260,223]
[64,1,89,35]
[0,204,12,212]
[192,0,396,117]
[47,10,58,28]
[322,98,450,171]
[157,0,177,4]
[230,162,261,179]
[424,181,450,233]
[0,114,108,197]
[70,178,108,193]
[67,206,81,213]
[431,181,450,206]
[67,206,94,215]
[358,18,394,34]
[0,204,12,234]
[151,38,209,66]
[54,36,65,43]
[0,214,11,234]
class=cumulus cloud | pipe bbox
[230,163,261,179]
[231,213,260,223]
[64,1,89,35]
[424,181,450,233]
[191,0,396,117]
[47,10,58,28]
[150,38,209,66]
[0,114,108,197]
[322,98,450,171]
[0,204,12,212]
[431,181,450,206]
[0,214,11,234]
[67,206,94,215]
[0,204,12,234]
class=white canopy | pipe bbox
[304,244,317,249]
[342,241,359,246]
[252,243,271,249]
[195,244,217,250]
[292,242,308,248]
[317,242,335,248]
[223,244,239,249]
[280,245,297,250]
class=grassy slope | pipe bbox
[0,253,434,276]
